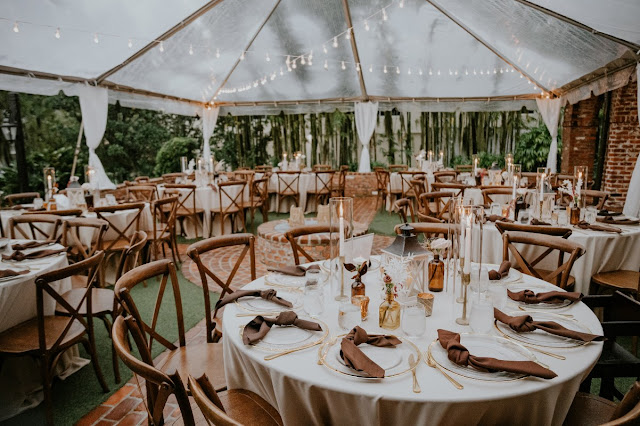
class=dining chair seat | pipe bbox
[218,389,283,426]
[176,206,204,216]
[514,267,576,290]
[565,393,617,426]
[591,270,639,296]
[57,288,115,316]
[156,343,227,392]
[103,237,131,252]
[0,317,84,353]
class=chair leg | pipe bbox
[101,315,121,383]
[81,337,109,393]
[40,355,54,426]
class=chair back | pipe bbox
[251,178,269,207]
[163,184,198,217]
[93,202,145,251]
[23,209,83,217]
[433,171,457,183]
[313,164,331,172]
[332,169,347,197]
[114,231,148,283]
[431,182,466,197]
[374,169,390,192]
[313,171,335,195]
[521,172,539,189]
[100,186,128,204]
[62,218,109,263]
[285,225,333,265]
[187,234,256,342]
[399,172,425,198]
[4,192,40,207]
[607,382,640,425]
[481,187,513,205]
[255,165,273,173]
[583,190,610,210]
[410,179,426,201]
[234,170,255,186]
[494,221,572,238]
[217,181,247,215]
[9,214,63,242]
[276,171,300,195]
[389,164,408,173]
[134,176,150,183]
[394,198,416,224]
[112,315,194,426]
[127,185,157,203]
[419,191,457,220]
[161,173,184,184]
[502,231,585,289]
[188,374,238,426]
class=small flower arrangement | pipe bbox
[426,238,451,256]
[558,179,580,205]
[344,256,370,281]
[382,269,395,296]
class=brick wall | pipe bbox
[561,95,603,174]
[602,79,640,208]
[344,172,377,197]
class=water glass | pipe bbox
[305,268,321,286]
[401,302,426,337]
[303,284,324,317]
[584,206,598,224]
[490,203,501,216]
[338,301,361,330]
[469,294,494,335]
[557,208,569,226]
[518,208,530,224]
[488,283,507,309]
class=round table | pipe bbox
[222,258,603,426]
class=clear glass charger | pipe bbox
[234,288,302,312]
[495,311,592,348]
[506,282,573,310]
[239,316,328,352]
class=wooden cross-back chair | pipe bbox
[410,179,427,205]
[187,234,256,343]
[419,191,457,221]
[162,172,184,184]
[212,180,247,236]
[248,177,269,225]
[285,225,334,266]
[399,171,425,201]
[188,374,284,426]
[494,221,573,239]
[114,231,148,285]
[62,217,109,265]
[93,202,145,253]
[134,176,150,183]
[430,182,467,197]
[8,214,63,242]
[332,168,347,198]
[149,196,180,264]
[434,171,457,183]
[389,164,408,173]
[114,259,226,424]
[164,184,204,238]
[275,171,301,212]
[306,170,335,211]
[374,169,390,211]
[4,192,40,207]
[520,172,539,189]
[127,185,157,203]
[481,187,514,205]
[0,252,109,425]
[582,190,610,210]
[255,165,273,173]
[313,164,332,172]
[502,230,585,290]
[394,198,416,224]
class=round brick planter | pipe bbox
[257,219,369,268]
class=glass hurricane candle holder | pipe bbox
[456,205,484,326]
[574,166,588,209]
[85,165,96,188]
[329,197,354,301]
[43,167,56,201]
[180,156,188,174]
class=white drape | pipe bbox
[536,98,562,173]
[201,106,220,167]
[622,65,640,217]
[355,102,379,173]
[64,84,115,189]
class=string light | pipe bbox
[308,51,313,62]
[280,67,284,76]
[369,64,373,72]
[93,33,99,44]
[12,21,18,33]
[55,27,61,39]
[364,20,369,31]
[396,66,400,74]
[399,0,405,8]
[346,28,351,40]
[384,65,388,73]
[341,61,346,70]
[189,44,194,55]
[355,62,360,72]
[158,41,164,52]
[418,68,423,76]
[291,58,297,69]
[382,9,388,21]
[407,67,411,75]
[128,38,133,48]
[240,51,245,60]
[300,55,306,65]
[216,48,220,58]
[266,52,271,62]
[332,36,338,48]
[322,44,327,54]
[429,69,433,75]
[324,59,328,70]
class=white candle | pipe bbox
[576,172,582,199]
[540,173,545,199]
[339,203,345,257]
[428,151,433,163]
[464,218,472,274]
[512,175,517,200]
[474,158,478,176]
[439,151,444,163]
[47,175,52,190]
[459,212,466,260]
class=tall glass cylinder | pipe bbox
[504,153,513,172]
[574,166,588,208]
[180,156,188,173]
[472,154,479,177]
[456,205,484,325]
[43,167,56,201]
[85,165,96,188]
[329,197,354,302]
[536,167,550,219]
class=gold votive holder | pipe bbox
[351,295,369,321]
[417,293,434,317]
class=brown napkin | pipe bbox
[268,264,321,277]
[0,269,30,278]
[242,311,322,345]
[494,308,604,342]
[339,326,402,378]
[489,261,511,280]
[437,329,557,379]
[11,241,52,251]
[530,218,551,226]
[486,215,514,223]
[597,216,639,226]
[576,221,622,233]
[215,289,293,310]
[2,248,67,261]
[508,289,583,305]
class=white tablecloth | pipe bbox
[222,257,603,425]
[479,222,640,294]
[263,173,317,214]
[0,242,87,421]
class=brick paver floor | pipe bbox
[78,196,396,425]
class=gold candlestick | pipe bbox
[456,273,470,325]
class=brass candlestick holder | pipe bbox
[456,271,470,325]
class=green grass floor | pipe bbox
[2,268,217,426]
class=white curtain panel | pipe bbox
[64,84,115,189]
[201,106,220,164]
[355,101,379,173]
[536,98,562,173]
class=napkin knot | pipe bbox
[273,310,299,326]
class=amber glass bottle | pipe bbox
[428,254,444,292]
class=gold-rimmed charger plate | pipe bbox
[318,333,421,379]
[234,288,302,312]
[428,334,537,382]
[263,273,308,290]
[239,316,328,352]
[495,311,591,348]
[506,282,573,310]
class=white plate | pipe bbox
[264,273,308,289]
[335,344,403,371]
[242,317,328,352]
[429,334,536,382]
[235,290,302,312]
[506,282,572,309]
[495,311,592,348]
[480,263,522,284]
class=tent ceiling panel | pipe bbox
[108,0,279,103]
[349,0,533,98]
[528,0,640,46]
[434,0,630,93]
[215,0,362,103]
[0,0,208,79]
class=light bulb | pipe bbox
[364,20,369,31]
[454,70,458,75]
[396,67,400,74]
[346,28,351,40]
[12,22,19,33]
[520,74,523,78]
[465,69,468,75]
[286,55,290,66]
[323,44,327,54]
[407,68,411,75]
[384,65,388,73]
[308,59,313,66]
[369,64,373,72]
[382,9,388,21]
[480,70,484,75]
[493,69,497,74]
[356,63,360,72]
[261,77,266,85]
[399,0,404,8]
[333,36,338,48]
[159,41,164,52]
[341,61,346,70]
[500,68,503,73]
[473,69,477,75]
[55,28,61,39]
[324,60,328,70]
[271,72,276,80]
[437,70,441,75]
[418,68,423,75]
[527,79,531,84]
[128,38,133,48]
[292,59,297,69]
[216,48,220,58]
[280,68,284,76]
[448,69,452,76]
[93,33,99,44]
[189,44,194,55]
[253,81,258,88]
[308,51,313,61]
[240,51,245,60]
[301,55,306,65]
[266,52,270,62]
[429,69,433,76]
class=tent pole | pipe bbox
[426,0,554,95]
[70,120,84,178]
[513,0,640,53]
[341,0,368,101]
[209,0,282,104]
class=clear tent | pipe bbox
[0,0,638,116]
